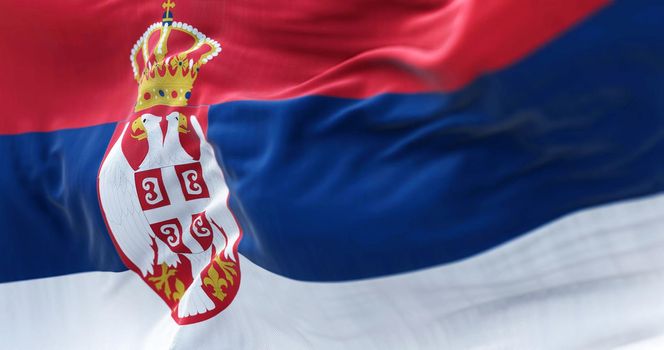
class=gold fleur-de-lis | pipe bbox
[203,264,227,301]
[214,255,238,286]
[172,279,186,302]
[203,257,238,301]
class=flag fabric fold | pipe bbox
[1,0,664,348]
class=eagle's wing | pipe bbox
[99,124,158,277]
[190,115,241,260]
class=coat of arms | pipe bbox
[98,0,242,324]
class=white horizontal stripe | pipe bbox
[2,192,664,349]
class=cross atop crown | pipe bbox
[162,0,175,24]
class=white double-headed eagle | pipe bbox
[98,112,240,319]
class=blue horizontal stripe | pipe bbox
[1,0,663,282]
[0,124,126,282]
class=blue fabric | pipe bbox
[211,0,664,280]
[1,0,663,283]
[0,124,126,282]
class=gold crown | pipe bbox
[130,0,221,111]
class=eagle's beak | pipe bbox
[178,113,189,134]
[131,117,147,140]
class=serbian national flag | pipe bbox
[1,0,664,348]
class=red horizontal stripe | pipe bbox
[1,0,607,134]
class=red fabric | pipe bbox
[0,0,607,134]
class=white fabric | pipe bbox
[2,193,664,349]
